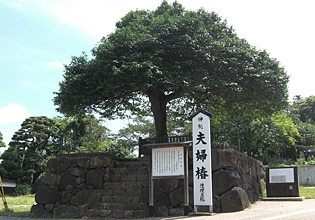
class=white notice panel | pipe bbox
[269,168,294,183]
[152,147,184,177]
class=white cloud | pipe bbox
[21,0,162,41]
[0,104,32,125]
[42,61,64,69]
[13,1,22,8]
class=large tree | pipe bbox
[54,1,289,138]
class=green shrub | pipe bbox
[31,173,44,194]
[13,184,31,196]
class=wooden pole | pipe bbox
[184,146,189,215]
[0,177,9,211]
[149,149,154,216]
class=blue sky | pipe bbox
[0,0,314,148]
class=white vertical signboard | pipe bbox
[191,109,213,213]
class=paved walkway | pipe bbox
[1,199,315,220]
[195,199,315,220]
[148,199,315,220]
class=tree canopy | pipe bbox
[54,1,289,138]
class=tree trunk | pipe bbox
[148,90,168,138]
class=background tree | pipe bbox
[291,95,315,124]
[57,115,136,157]
[54,1,289,138]
[0,147,21,181]
[288,95,315,147]
[70,115,111,153]
[295,123,315,147]
[3,116,61,185]
[115,117,155,150]
[0,131,5,148]
[249,112,298,161]
[58,116,93,153]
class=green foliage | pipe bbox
[57,115,137,158]
[57,116,90,153]
[0,148,22,181]
[292,96,315,124]
[288,95,315,146]
[1,116,62,184]
[210,111,299,163]
[99,142,136,159]
[267,161,290,168]
[13,184,32,196]
[54,1,289,138]
[30,172,44,194]
[295,123,315,146]
[0,131,5,148]
[0,115,139,192]
[113,117,155,153]
[295,155,315,166]
[60,115,111,153]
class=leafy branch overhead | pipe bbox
[54,1,289,137]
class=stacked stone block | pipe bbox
[31,145,265,218]
[31,153,151,218]
[210,144,265,212]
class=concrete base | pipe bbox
[263,197,305,201]
[189,212,214,217]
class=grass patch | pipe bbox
[300,185,315,199]
[262,185,315,199]
[5,194,35,206]
[0,194,35,217]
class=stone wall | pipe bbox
[210,144,265,212]
[298,165,315,185]
[31,145,265,218]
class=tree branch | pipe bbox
[165,89,185,103]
